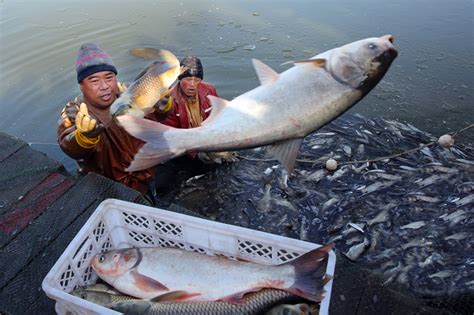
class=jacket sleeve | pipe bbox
[160,99,181,128]
[57,101,96,160]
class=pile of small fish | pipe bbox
[157,113,473,298]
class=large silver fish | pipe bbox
[117,35,397,172]
[90,245,333,303]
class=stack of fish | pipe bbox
[71,245,333,314]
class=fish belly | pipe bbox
[168,65,359,152]
[123,248,295,301]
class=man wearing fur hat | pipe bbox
[154,55,236,193]
[58,43,168,196]
[161,55,236,164]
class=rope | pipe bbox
[236,123,474,166]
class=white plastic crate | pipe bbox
[42,198,336,315]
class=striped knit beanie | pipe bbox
[76,43,117,83]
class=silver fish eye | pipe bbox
[368,43,377,49]
[99,255,105,263]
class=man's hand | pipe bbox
[75,103,104,138]
[198,151,238,164]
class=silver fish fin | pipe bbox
[281,58,326,67]
[151,290,201,302]
[286,243,333,302]
[219,288,260,304]
[252,59,280,85]
[130,270,169,292]
[117,115,184,172]
[204,95,229,126]
[267,138,303,174]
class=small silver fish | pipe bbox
[257,183,272,213]
[370,230,380,251]
[345,235,363,246]
[444,232,469,241]
[455,194,474,206]
[322,197,340,211]
[299,216,309,241]
[274,198,298,213]
[367,210,390,226]
[428,270,453,279]
[442,209,467,225]
[421,163,458,174]
[406,193,440,203]
[304,169,326,182]
[359,181,395,194]
[415,174,445,187]
[347,222,364,233]
[341,145,352,156]
[400,221,426,230]
[401,238,433,250]
[344,238,370,261]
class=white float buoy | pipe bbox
[438,134,454,148]
[326,158,338,171]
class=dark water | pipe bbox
[0,0,473,146]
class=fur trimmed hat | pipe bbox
[178,55,203,80]
[76,43,117,83]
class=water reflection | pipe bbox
[0,0,472,144]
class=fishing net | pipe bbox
[155,114,474,314]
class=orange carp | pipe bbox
[110,49,185,118]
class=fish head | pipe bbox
[91,248,140,278]
[328,35,398,95]
[71,289,112,306]
[266,303,310,315]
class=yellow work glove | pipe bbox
[154,95,173,114]
[198,151,238,164]
[74,103,104,148]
